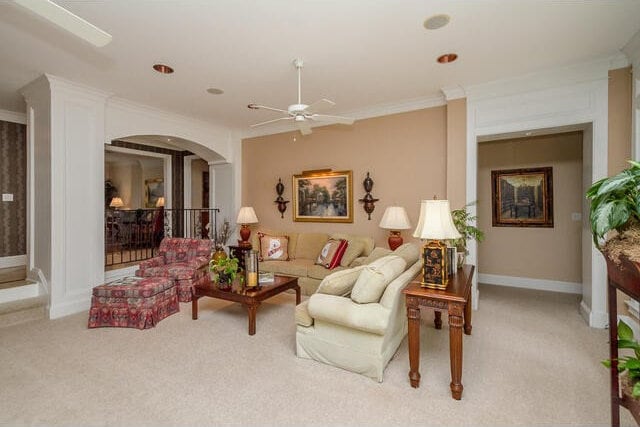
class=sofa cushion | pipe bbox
[316,265,365,296]
[295,233,329,260]
[393,243,420,266]
[350,255,407,304]
[363,247,393,264]
[308,264,346,281]
[316,238,348,269]
[258,232,290,261]
[340,240,365,267]
[295,300,314,327]
[259,259,314,277]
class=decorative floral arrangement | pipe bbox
[207,218,235,249]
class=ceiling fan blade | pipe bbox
[309,114,355,125]
[250,117,294,128]
[296,121,313,136]
[305,98,336,114]
[13,0,113,47]
[247,104,290,114]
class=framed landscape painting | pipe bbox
[293,170,353,223]
[491,167,553,228]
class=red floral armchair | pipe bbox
[136,237,212,302]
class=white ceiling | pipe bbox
[1,0,639,135]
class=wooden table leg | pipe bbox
[244,302,260,336]
[608,282,620,427]
[449,303,464,400]
[434,310,442,329]
[464,289,472,335]
[407,302,421,388]
[295,285,301,305]
[191,296,199,320]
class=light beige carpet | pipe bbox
[0,284,632,426]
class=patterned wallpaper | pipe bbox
[0,120,27,257]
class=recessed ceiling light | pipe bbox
[153,64,174,74]
[424,14,450,30]
[437,53,458,64]
[206,88,224,95]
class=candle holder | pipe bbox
[358,172,379,220]
[274,178,290,219]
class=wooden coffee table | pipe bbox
[192,275,300,335]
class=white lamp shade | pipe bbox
[236,206,259,224]
[379,206,411,230]
[109,197,124,208]
[412,200,461,240]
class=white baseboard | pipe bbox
[48,294,92,319]
[0,255,27,269]
[478,273,582,294]
[580,300,608,329]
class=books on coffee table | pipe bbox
[259,271,274,283]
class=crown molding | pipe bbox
[623,28,640,68]
[0,109,27,124]
[240,93,446,139]
[609,52,630,70]
[440,85,466,101]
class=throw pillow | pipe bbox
[316,265,366,296]
[258,232,290,261]
[350,255,407,304]
[340,240,365,267]
[363,247,393,264]
[316,238,348,269]
[393,243,420,266]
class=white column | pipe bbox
[22,74,110,319]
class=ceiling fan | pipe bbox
[248,59,355,136]
[12,0,112,47]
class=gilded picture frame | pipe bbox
[491,167,553,228]
[144,178,164,208]
[293,170,353,223]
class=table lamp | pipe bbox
[155,197,165,208]
[379,206,411,250]
[109,197,124,209]
[413,199,461,289]
[236,206,259,248]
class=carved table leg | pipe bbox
[192,297,199,320]
[295,285,301,305]
[407,302,421,388]
[449,302,464,400]
[244,302,261,336]
[434,310,443,329]
[464,290,472,335]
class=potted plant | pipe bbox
[209,256,240,290]
[451,202,485,268]
[208,218,236,263]
[586,160,640,262]
[603,319,640,421]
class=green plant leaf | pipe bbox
[596,170,635,198]
[619,320,635,341]
[633,381,640,398]
[586,178,607,199]
[624,358,640,370]
[602,359,612,368]
[617,339,640,351]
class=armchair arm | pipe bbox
[138,256,166,272]
[307,294,390,335]
[188,255,210,270]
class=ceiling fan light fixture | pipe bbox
[437,53,458,64]
[424,14,450,30]
[153,64,174,74]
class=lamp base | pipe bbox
[420,239,450,289]
[238,224,252,247]
[388,231,403,251]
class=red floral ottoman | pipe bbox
[88,276,179,329]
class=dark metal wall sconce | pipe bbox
[358,172,379,220]
[274,178,289,218]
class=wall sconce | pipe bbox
[274,178,289,218]
[358,172,379,220]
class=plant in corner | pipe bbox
[451,202,485,267]
[603,320,640,398]
[586,160,640,263]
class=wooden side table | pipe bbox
[228,245,252,271]
[403,264,474,400]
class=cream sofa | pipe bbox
[250,230,375,295]
[295,244,422,382]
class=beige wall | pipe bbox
[242,107,448,247]
[477,132,583,284]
